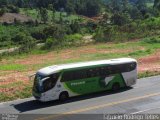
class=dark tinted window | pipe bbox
[43,73,60,92]
[61,66,108,82]
[128,62,137,71]
[33,74,45,93]
[61,69,88,82]
[99,67,107,76]
[87,68,98,78]
[61,62,137,82]
[119,62,137,73]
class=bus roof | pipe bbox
[37,58,137,75]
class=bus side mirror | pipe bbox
[29,73,36,81]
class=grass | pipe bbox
[0,81,23,88]
[0,64,27,71]
[128,49,154,58]
[0,81,33,102]
[0,39,160,102]
[138,71,160,79]
[20,8,84,23]
[2,40,159,71]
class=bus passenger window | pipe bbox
[94,68,100,76]
[87,69,94,77]
[61,71,73,82]
[100,67,106,76]
[76,70,87,79]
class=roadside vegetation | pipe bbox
[0,38,160,102]
[0,0,160,102]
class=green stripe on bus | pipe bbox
[63,74,126,95]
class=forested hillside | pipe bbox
[0,0,160,102]
[0,0,160,55]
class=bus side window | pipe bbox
[94,67,100,76]
[73,69,87,80]
[107,66,113,75]
[119,64,125,72]
[61,71,72,82]
[87,68,94,78]
[122,62,137,73]
[78,69,88,79]
[99,67,107,76]
[62,69,88,82]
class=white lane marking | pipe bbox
[131,107,160,114]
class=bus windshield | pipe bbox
[33,74,45,93]
[33,73,60,93]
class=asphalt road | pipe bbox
[0,75,160,120]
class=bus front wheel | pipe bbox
[112,83,120,91]
[59,92,69,101]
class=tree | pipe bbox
[39,7,48,24]
[0,0,8,7]
[17,0,24,8]
[66,1,75,15]
[0,8,6,16]
[86,0,101,17]
[99,12,109,26]
[43,24,66,40]
[154,0,160,11]
[19,36,36,53]
[109,0,122,13]
[59,12,63,24]
[130,6,142,20]
[70,20,81,33]
[122,0,130,11]
[48,4,56,23]
[7,5,20,13]
[111,12,131,26]
[12,32,36,53]
[135,0,148,18]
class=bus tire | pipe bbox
[112,83,120,91]
[59,92,69,101]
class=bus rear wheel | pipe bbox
[59,92,69,101]
[112,83,120,91]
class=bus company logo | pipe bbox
[71,81,86,86]
[1,114,18,120]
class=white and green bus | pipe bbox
[31,58,137,102]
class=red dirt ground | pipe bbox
[138,50,160,73]
[0,46,159,93]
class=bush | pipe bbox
[43,24,66,40]
[0,8,5,16]
[44,37,54,49]
[94,27,105,42]
[43,37,60,49]
[94,26,116,42]
[12,32,26,44]
[70,20,81,33]
[7,5,19,13]
[143,36,160,43]
[0,35,12,48]
[11,32,36,53]
[18,36,36,53]
[31,30,46,41]
[64,34,83,46]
